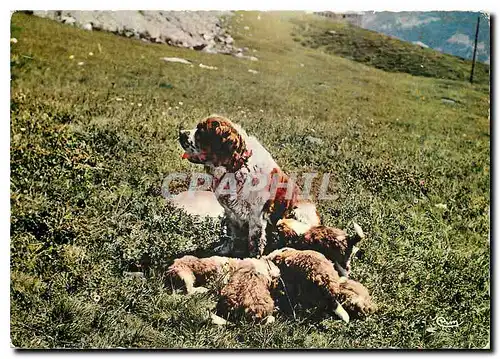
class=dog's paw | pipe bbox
[264,315,276,325]
[353,222,365,239]
[210,313,228,326]
[188,286,209,295]
[334,262,350,278]
[248,248,260,258]
[334,302,350,324]
[214,239,234,255]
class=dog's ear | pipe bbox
[196,116,250,169]
[198,117,245,152]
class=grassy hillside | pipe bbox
[292,15,490,84]
[10,11,490,349]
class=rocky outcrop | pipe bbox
[32,10,236,54]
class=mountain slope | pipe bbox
[361,11,490,64]
[292,15,489,84]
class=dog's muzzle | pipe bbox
[178,125,202,162]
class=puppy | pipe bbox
[265,248,375,322]
[166,255,280,323]
[165,255,240,294]
[216,258,280,323]
[277,220,365,277]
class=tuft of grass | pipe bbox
[10,11,489,349]
[291,15,490,85]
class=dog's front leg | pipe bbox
[214,216,236,255]
[249,213,268,257]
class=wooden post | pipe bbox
[470,16,480,84]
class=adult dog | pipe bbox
[179,115,320,257]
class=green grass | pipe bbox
[10,11,490,349]
[291,15,490,85]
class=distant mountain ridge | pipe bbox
[360,11,490,64]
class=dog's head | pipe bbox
[179,116,252,170]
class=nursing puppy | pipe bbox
[166,255,280,323]
[216,258,280,323]
[277,220,365,277]
[265,248,376,321]
[166,255,239,295]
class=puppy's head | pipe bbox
[179,116,251,170]
[339,278,377,317]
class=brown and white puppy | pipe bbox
[216,258,280,323]
[277,220,365,277]
[265,248,376,321]
[166,255,280,323]
[165,255,239,294]
[179,115,320,257]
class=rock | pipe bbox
[328,30,337,34]
[202,47,219,54]
[305,135,324,146]
[199,63,218,70]
[61,16,76,25]
[233,52,259,61]
[31,10,237,55]
[441,97,458,105]
[10,38,17,44]
[77,61,85,66]
[161,57,192,65]
[248,69,258,74]
[244,26,250,30]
